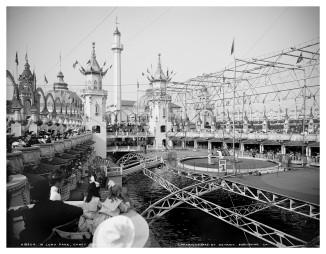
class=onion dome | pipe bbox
[53,71,68,90]
[153,54,167,82]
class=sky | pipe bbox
[6,4,320,103]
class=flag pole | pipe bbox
[15,51,19,83]
[137,81,139,150]
[232,38,236,174]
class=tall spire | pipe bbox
[114,16,120,35]
[92,42,96,59]
[154,53,166,81]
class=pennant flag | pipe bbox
[296,52,303,64]
[109,64,113,69]
[73,60,78,68]
[44,75,48,84]
[103,61,106,66]
[142,72,145,76]
[87,60,90,64]
[231,38,235,55]
[15,51,19,65]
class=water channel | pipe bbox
[123,167,319,247]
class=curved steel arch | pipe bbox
[117,152,145,166]
[142,167,307,248]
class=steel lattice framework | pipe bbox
[167,39,320,122]
[116,152,145,166]
[168,166,320,220]
[142,167,307,247]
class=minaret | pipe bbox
[111,17,124,123]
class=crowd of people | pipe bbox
[7,129,83,152]
[107,123,146,134]
[11,172,133,247]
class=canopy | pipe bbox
[242,140,259,145]
[224,138,240,143]
[169,136,182,141]
[308,142,320,147]
[195,137,210,142]
[261,140,281,146]
[210,138,224,142]
[283,141,305,147]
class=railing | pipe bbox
[167,131,319,142]
[106,156,163,176]
[142,167,307,247]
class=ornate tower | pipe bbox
[148,54,172,148]
[111,19,124,123]
[18,54,36,119]
[79,42,108,158]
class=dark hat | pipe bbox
[30,179,50,200]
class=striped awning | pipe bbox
[283,141,305,147]
[210,138,224,142]
[195,137,210,142]
[308,142,320,147]
[242,139,259,145]
[224,138,240,143]
[169,136,182,141]
[183,137,195,142]
[261,140,281,146]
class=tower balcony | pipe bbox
[80,89,108,97]
[111,43,124,51]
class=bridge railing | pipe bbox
[106,156,163,176]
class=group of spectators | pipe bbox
[10,171,134,247]
[107,123,146,134]
[8,129,83,151]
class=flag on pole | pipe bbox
[231,38,235,55]
[15,52,19,65]
[296,52,303,64]
[73,60,78,68]
[44,75,48,84]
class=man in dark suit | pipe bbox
[19,179,83,244]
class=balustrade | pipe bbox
[7,151,24,174]
[32,143,55,159]
[13,147,41,167]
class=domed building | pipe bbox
[44,68,83,124]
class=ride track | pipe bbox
[141,164,318,247]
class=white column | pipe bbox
[111,30,123,123]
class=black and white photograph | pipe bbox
[4,0,322,249]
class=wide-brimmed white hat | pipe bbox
[92,215,135,248]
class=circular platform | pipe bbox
[182,157,277,170]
